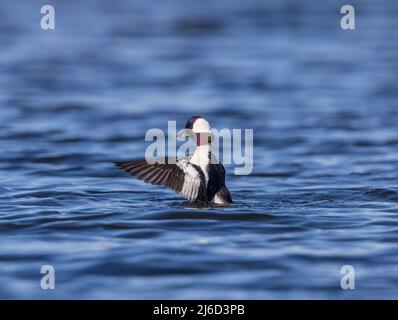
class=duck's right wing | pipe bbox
[115,158,207,203]
[207,163,233,204]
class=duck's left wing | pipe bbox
[115,158,207,203]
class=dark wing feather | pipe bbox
[115,159,207,202]
[115,159,183,193]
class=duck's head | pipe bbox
[177,115,213,143]
[184,116,211,133]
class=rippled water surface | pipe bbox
[1,0,398,299]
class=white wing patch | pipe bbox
[177,159,203,201]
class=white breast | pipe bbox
[189,145,211,185]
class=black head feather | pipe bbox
[185,115,202,129]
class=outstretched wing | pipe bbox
[207,163,233,204]
[115,158,207,202]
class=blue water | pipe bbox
[1,0,398,299]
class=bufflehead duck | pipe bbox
[115,116,232,207]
